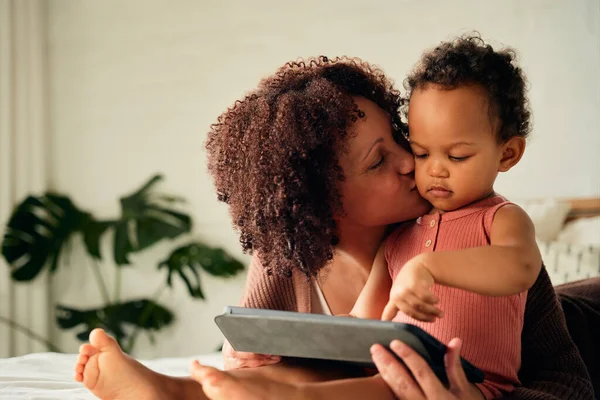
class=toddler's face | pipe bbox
[407,84,504,212]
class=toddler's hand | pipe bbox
[382,257,443,322]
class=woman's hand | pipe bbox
[222,340,282,370]
[382,257,442,322]
[371,338,484,400]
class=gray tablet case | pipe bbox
[214,306,484,384]
[215,306,429,365]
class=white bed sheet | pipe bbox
[0,352,223,399]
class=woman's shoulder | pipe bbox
[240,253,310,312]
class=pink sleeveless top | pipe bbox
[385,194,526,399]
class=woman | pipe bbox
[202,56,593,399]
[74,56,594,400]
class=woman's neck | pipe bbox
[334,220,387,272]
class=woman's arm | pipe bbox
[223,254,295,369]
[504,267,594,400]
[555,278,600,395]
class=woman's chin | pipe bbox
[407,194,432,219]
[388,199,430,224]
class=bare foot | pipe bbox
[190,361,306,400]
[74,328,171,400]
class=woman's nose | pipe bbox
[394,148,415,175]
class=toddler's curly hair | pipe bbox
[404,33,531,142]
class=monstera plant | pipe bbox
[1,174,244,353]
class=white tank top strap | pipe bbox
[310,278,332,316]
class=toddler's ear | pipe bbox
[498,136,526,172]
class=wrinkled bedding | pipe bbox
[0,351,223,399]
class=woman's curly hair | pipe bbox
[206,56,401,277]
[403,33,531,142]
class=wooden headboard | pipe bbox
[565,197,600,221]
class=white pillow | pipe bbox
[540,240,600,285]
[513,199,571,242]
[555,216,600,246]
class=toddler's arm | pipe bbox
[420,204,542,296]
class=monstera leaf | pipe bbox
[82,220,114,260]
[1,194,97,281]
[56,299,174,344]
[1,175,241,355]
[113,175,192,265]
[158,242,244,299]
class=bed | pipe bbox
[1,197,598,399]
[0,352,223,399]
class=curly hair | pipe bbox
[403,33,531,142]
[206,56,402,278]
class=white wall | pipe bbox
[46,0,600,358]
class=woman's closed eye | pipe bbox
[369,155,385,170]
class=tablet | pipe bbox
[214,306,484,384]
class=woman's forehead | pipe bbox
[345,99,392,152]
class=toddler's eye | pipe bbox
[414,153,428,159]
[449,156,470,162]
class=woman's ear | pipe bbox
[498,136,526,172]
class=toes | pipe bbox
[89,328,120,352]
[75,363,85,374]
[191,362,235,398]
[75,353,89,375]
[77,354,90,365]
[74,372,83,382]
[79,343,98,357]
[190,362,222,385]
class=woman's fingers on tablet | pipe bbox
[237,358,281,368]
[224,349,281,369]
[371,343,426,400]
[389,340,447,398]
[445,338,471,395]
[233,349,278,360]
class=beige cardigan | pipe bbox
[241,255,312,313]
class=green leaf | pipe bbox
[55,304,113,342]
[158,242,244,299]
[2,194,91,281]
[56,299,174,346]
[113,175,192,265]
[82,220,114,260]
[115,299,174,331]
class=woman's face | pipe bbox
[337,97,430,227]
